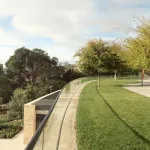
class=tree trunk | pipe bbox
[141,69,144,86]
[98,74,100,87]
[114,70,117,81]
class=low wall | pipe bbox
[23,90,60,144]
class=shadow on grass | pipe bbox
[114,82,150,87]
[124,83,150,87]
[95,85,150,145]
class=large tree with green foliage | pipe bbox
[6,47,57,86]
[8,85,38,119]
[125,18,150,86]
[75,39,108,86]
[0,64,13,104]
[0,77,13,103]
[102,41,126,80]
[0,64,4,76]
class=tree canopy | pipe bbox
[6,47,58,86]
[75,39,108,74]
[125,18,150,85]
[75,39,127,83]
[102,41,126,80]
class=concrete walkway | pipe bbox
[0,130,26,150]
[58,82,91,150]
[33,79,94,150]
[124,80,150,98]
[0,79,92,150]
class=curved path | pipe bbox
[34,79,94,150]
[124,80,150,97]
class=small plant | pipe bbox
[0,120,23,138]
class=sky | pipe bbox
[0,0,150,64]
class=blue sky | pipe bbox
[0,0,149,64]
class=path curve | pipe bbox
[124,80,150,98]
[36,79,94,150]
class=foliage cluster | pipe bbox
[75,18,150,85]
[0,120,22,138]
[0,47,83,105]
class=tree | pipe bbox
[6,47,30,87]
[59,62,83,82]
[6,47,52,86]
[125,18,150,86]
[0,97,3,105]
[102,42,126,80]
[0,64,4,76]
[0,76,13,103]
[0,64,13,104]
[5,47,68,105]
[75,39,108,87]
[27,48,51,85]
[8,88,26,119]
[8,85,38,119]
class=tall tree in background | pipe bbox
[61,62,83,82]
[103,41,126,81]
[4,47,68,103]
[0,63,13,103]
[0,64,4,76]
[27,48,51,85]
[5,47,53,86]
[75,39,108,87]
[6,47,30,87]
[125,18,150,86]
[0,77,13,103]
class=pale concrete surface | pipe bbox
[24,90,60,145]
[0,130,26,150]
[24,104,36,144]
[58,85,86,150]
[33,79,94,150]
[124,80,150,97]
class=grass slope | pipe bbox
[77,78,150,150]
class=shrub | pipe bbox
[8,88,27,119]
[0,114,12,122]
[24,85,38,102]
[8,85,38,119]
[0,120,22,138]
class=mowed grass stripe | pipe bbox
[77,79,150,150]
[96,84,150,145]
[99,78,150,142]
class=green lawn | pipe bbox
[77,77,150,150]
[81,76,97,83]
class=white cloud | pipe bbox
[0,28,26,46]
[0,0,149,62]
[0,47,16,64]
[110,0,150,5]
[0,0,149,37]
[0,0,93,41]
